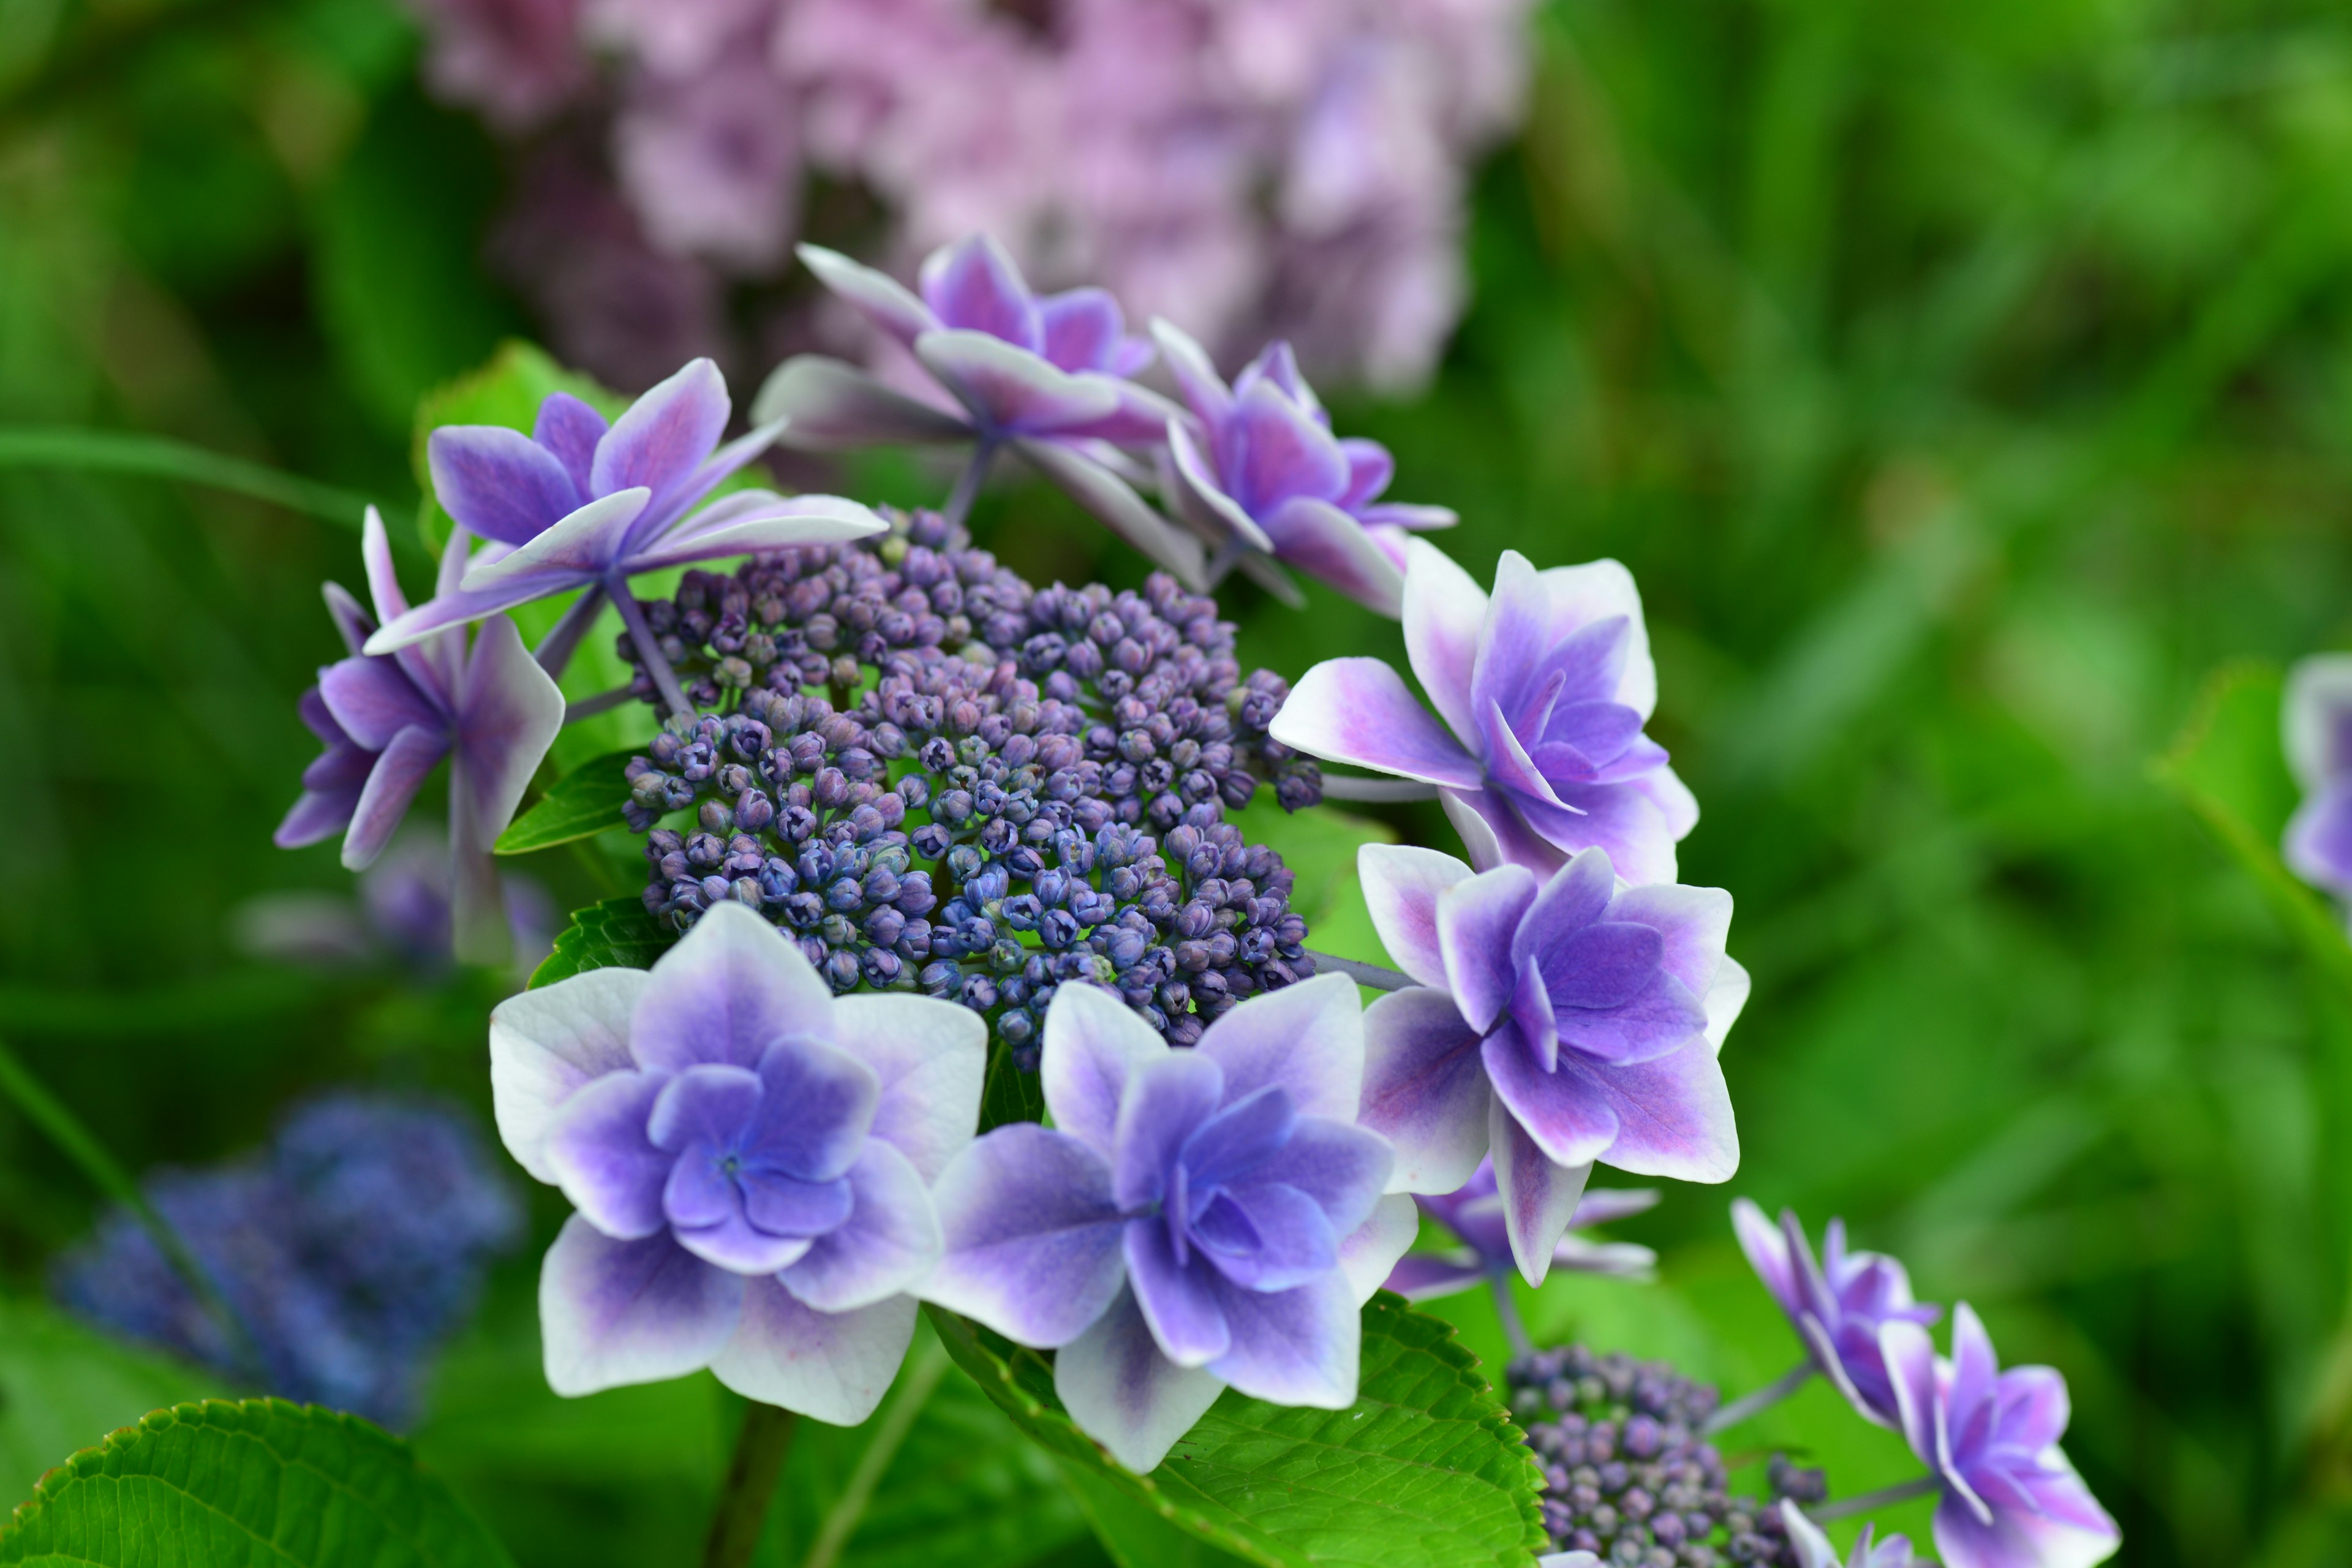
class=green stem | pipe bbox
[1702,1359,1815,1435]
[0,1035,261,1379]
[703,1401,801,1568]
[800,1336,951,1568]
[1490,1273,1534,1357]
[1807,1474,1941,1521]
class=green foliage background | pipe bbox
[6,0,2352,1564]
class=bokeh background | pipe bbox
[5,1,2352,1564]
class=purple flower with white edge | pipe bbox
[1732,1199,1939,1428]
[1781,1502,1921,1568]
[2284,654,2352,909]
[1352,842,1747,1286]
[363,358,884,707]
[753,236,1206,585]
[1270,540,1697,884]
[276,508,565,966]
[487,900,985,1423]
[1882,1304,2121,1568]
[1384,1158,1656,1303]
[1150,319,1455,617]
[917,976,1418,1473]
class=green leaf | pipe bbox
[927,1295,1548,1568]
[531,896,673,989]
[2153,660,2352,1001]
[0,427,396,535]
[0,1397,514,1566]
[0,1298,218,1505]
[409,342,624,558]
[497,749,639,856]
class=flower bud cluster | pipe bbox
[616,508,1322,1060]
[1507,1344,1824,1568]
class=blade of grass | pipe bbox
[0,426,409,548]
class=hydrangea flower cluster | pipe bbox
[404,0,1536,394]
[611,508,1324,1060]
[51,1095,521,1427]
[1507,1343,1823,1568]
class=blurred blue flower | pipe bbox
[2285,654,2352,910]
[51,1093,522,1428]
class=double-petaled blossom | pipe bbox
[363,358,883,662]
[1732,1200,1939,1428]
[488,901,984,1423]
[2284,654,2352,910]
[1270,543,1696,884]
[1152,320,1454,617]
[1781,1503,1921,1568]
[1881,1305,2120,1568]
[276,508,565,965]
[755,237,1205,583]
[1383,1158,1656,1303]
[918,976,1417,1473]
[1353,843,1746,1286]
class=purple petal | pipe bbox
[631,901,838,1072]
[274,783,361,850]
[1058,379,1193,448]
[753,355,971,450]
[1440,786,1569,878]
[591,356,729,508]
[1163,416,1274,552]
[1605,881,1735,1000]
[1931,1487,2119,1568]
[1555,1035,1738,1181]
[674,1202,818,1276]
[1551,968,1706,1067]
[490,968,651,1183]
[1403,540,1487,744]
[1193,971,1364,1123]
[1359,987,1492,1196]
[533,391,607,494]
[1112,1052,1225,1210]
[1732,1198,1805,1319]
[778,1139,941,1311]
[451,611,565,847]
[624,492,885,574]
[1240,1117,1392,1238]
[459,488,652,592]
[1360,502,1458,531]
[1995,1365,2071,1452]
[1221,380,1348,516]
[1197,1182,1341,1293]
[2286,782,2352,894]
[1040,981,1169,1161]
[1359,845,1475,989]
[1149,317,1234,424]
[341,725,449,871]
[544,1069,672,1240]
[363,570,586,656]
[1880,1318,1946,1474]
[1574,1186,1660,1226]
[1054,1284,1226,1474]
[1336,439,1394,510]
[1012,437,1209,589]
[429,424,582,548]
[322,581,372,658]
[710,1278,918,1427]
[737,1167,853,1239]
[1204,1266,1358,1408]
[1257,496,1406,617]
[540,1217,742,1396]
[1469,552,1559,744]
[358,505,412,627]
[922,1124,1126,1348]
[918,235,1041,350]
[1341,1194,1422,1304]
[1232,341,1321,420]
[1948,1302,2000,1439]
[319,655,443,753]
[831,993,986,1185]
[1384,1251,1487,1302]
[1437,865,1539,1033]
[1512,772,1692,887]
[1039,287,1131,373]
[1482,1020,1619,1170]
[1268,658,1484,789]
[1510,848,1616,973]
[2285,653,2352,790]
[647,1064,760,1152]
[1181,1085,1299,1191]
[1488,1095,1594,1287]
[916,331,1120,435]
[1125,1219,1231,1366]
[799,243,938,348]
[741,1034,881,1181]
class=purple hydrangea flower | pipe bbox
[918,976,1417,1472]
[755,238,1207,583]
[1270,542,1697,884]
[1732,1200,1940,1428]
[363,358,884,691]
[488,900,985,1423]
[1354,843,1747,1285]
[1384,1159,1656,1302]
[1881,1305,2121,1568]
[2285,654,2352,908]
[275,508,567,965]
[1781,1502,1921,1568]
[1152,320,1455,617]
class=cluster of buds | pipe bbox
[1507,1344,1824,1568]
[616,508,1324,1059]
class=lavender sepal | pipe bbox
[1384,1157,1656,1302]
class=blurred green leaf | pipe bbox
[530,896,672,988]
[497,750,636,856]
[0,426,394,532]
[928,1295,1548,1568]
[0,1298,217,1505]
[0,1398,514,1566]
